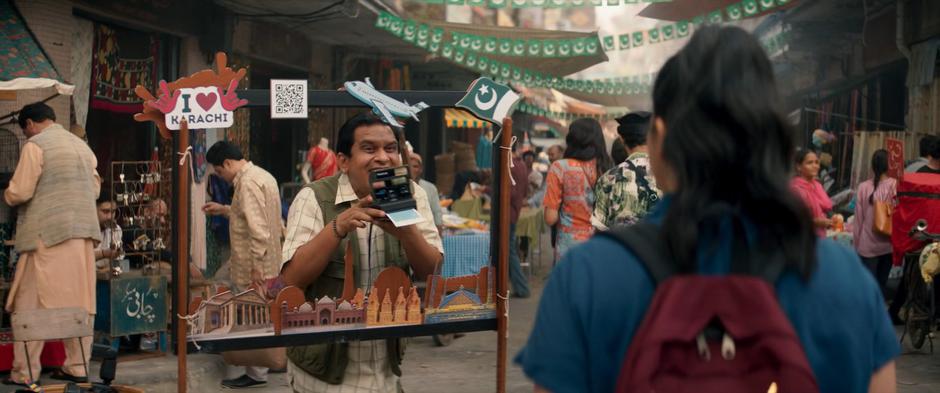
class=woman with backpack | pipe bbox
[853,149,896,297]
[542,118,613,260]
[791,148,834,237]
[516,26,897,393]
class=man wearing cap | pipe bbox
[591,112,662,230]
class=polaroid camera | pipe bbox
[369,166,417,213]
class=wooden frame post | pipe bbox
[496,117,512,393]
[175,123,190,393]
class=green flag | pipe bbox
[619,34,631,49]
[632,31,644,46]
[513,39,527,56]
[760,0,776,10]
[442,44,455,59]
[602,36,615,51]
[676,20,690,37]
[558,40,572,57]
[477,56,489,71]
[707,10,723,24]
[455,48,466,62]
[743,0,760,16]
[648,28,660,43]
[484,37,498,53]
[528,40,542,56]
[466,52,478,67]
[543,40,557,57]
[573,38,587,55]
[489,0,507,7]
[586,38,599,54]
[456,77,521,125]
[376,12,392,29]
[726,3,743,20]
[446,0,464,4]
[607,0,619,5]
[523,70,534,84]
[661,25,675,40]
[499,38,512,55]
[691,15,706,27]
[432,28,444,43]
[471,36,484,51]
[489,62,500,76]
[511,0,528,7]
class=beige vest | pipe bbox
[14,125,101,252]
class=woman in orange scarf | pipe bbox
[790,149,833,237]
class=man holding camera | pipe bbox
[280,113,442,393]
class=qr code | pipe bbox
[270,79,308,119]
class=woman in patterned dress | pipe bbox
[543,118,613,260]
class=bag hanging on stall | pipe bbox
[874,200,893,237]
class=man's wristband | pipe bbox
[331,219,345,239]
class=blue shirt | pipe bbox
[515,196,899,393]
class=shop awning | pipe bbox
[446,108,486,129]
[0,0,73,95]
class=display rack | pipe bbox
[109,160,169,270]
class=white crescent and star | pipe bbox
[475,84,498,111]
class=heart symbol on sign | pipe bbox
[195,92,217,112]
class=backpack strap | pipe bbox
[601,222,675,284]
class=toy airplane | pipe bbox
[344,78,429,128]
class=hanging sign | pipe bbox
[159,84,243,130]
[885,138,904,180]
[134,52,248,138]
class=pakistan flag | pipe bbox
[456,77,520,125]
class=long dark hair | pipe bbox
[564,117,613,176]
[652,26,816,278]
[869,149,888,205]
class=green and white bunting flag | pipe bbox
[661,25,675,40]
[586,38,599,54]
[633,31,644,47]
[403,21,417,42]
[484,37,498,54]
[573,38,587,55]
[602,36,615,51]
[455,48,466,62]
[489,62,500,76]
[619,34,631,49]
[447,0,464,4]
[558,40,572,57]
[648,28,660,43]
[376,13,392,29]
[607,0,619,5]
[498,38,512,55]
[471,36,484,51]
[527,40,541,56]
[691,15,706,27]
[512,40,527,56]
[442,44,455,59]
[760,0,776,10]
[432,28,444,43]
[726,3,743,20]
[707,9,723,24]
[543,40,557,57]
[457,77,520,125]
[489,0,507,7]
[468,0,485,6]
[465,52,477,67]
[742,0,760,16]
[477,56,489,71]
[676,20,690,37]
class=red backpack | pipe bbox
[602,223,819,393]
